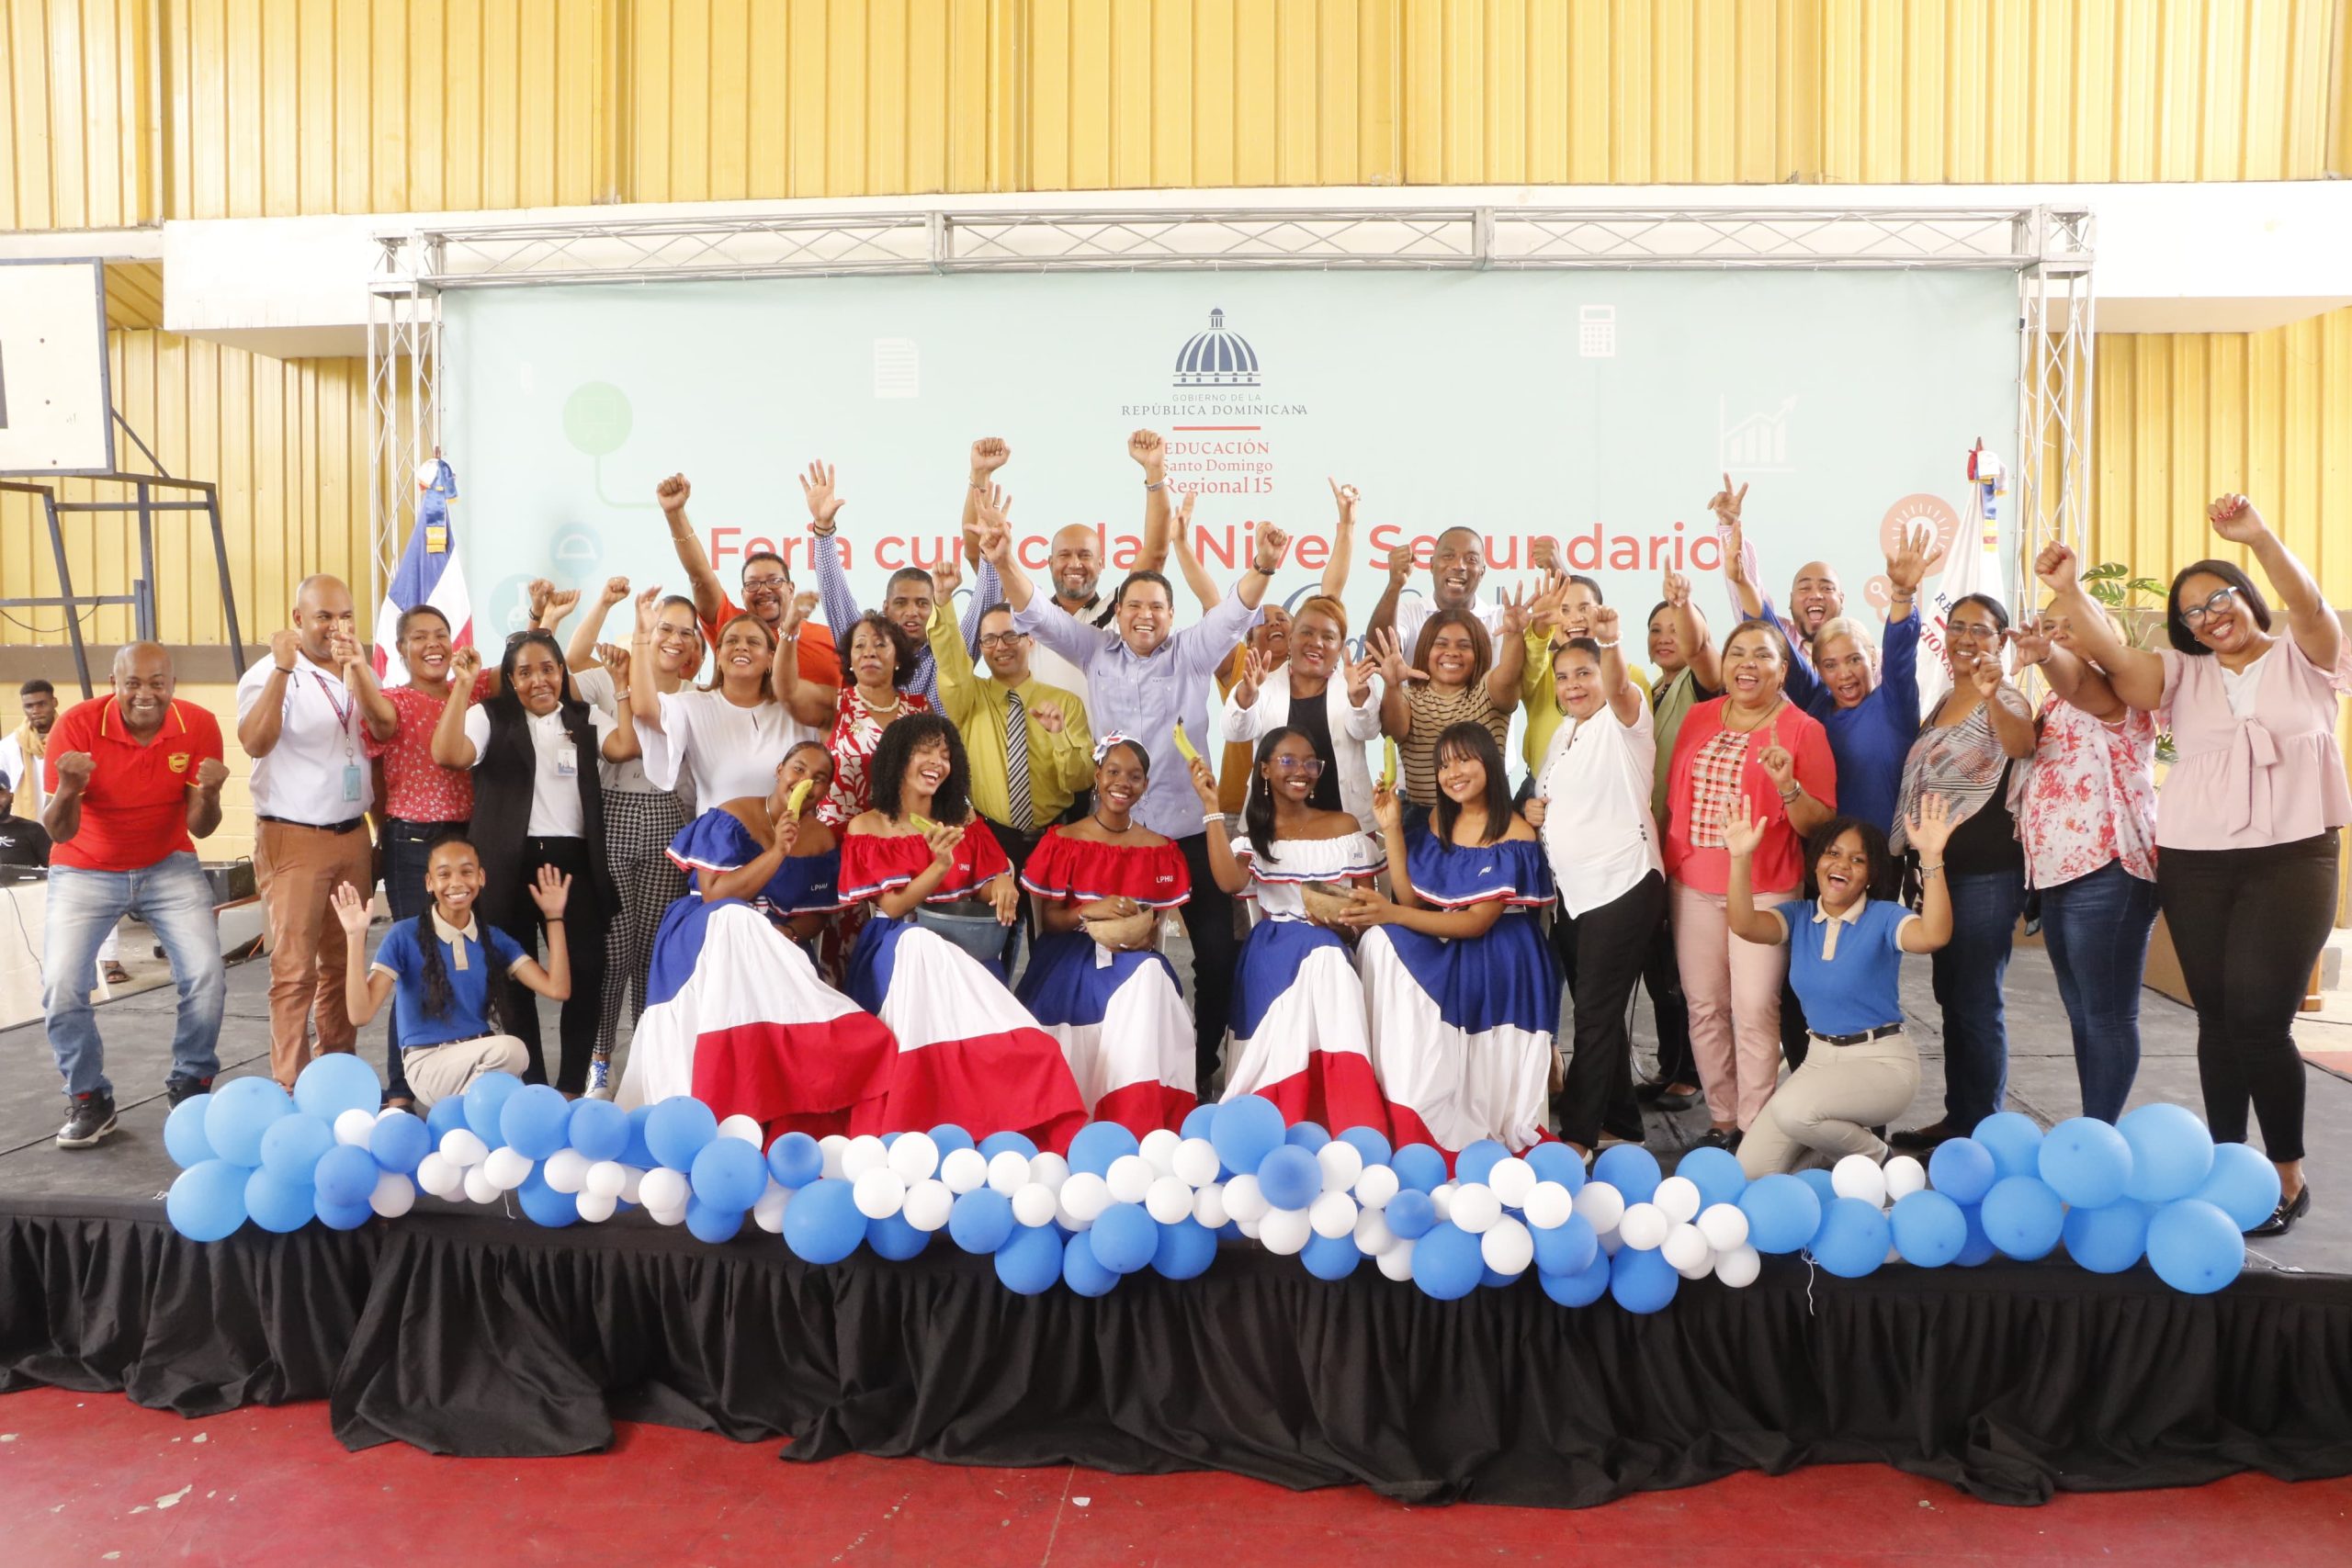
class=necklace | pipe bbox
[857,687,902,716]
[1091,812,1133,835]
[1721,696,1781,733]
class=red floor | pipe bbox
[3,1385,2347,1566]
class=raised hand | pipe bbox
[1905,793,1956,859]
[601,643,632,684]
[600,575,631,606]
[447,646,484,687]
[1172,488,1199,551]
[2010,620,2053,669]
[193,756,231,793]
[1498,583,1534,638]
[1329,478,1360,527]
[1528,568,1572,633]
[268,628,301,671]
[528,865,572,918]
[1530,536,1560,575]
[929,548,964,603]
[799,461,844,528]
[330,881,372,938]
[771,810,801,859]
[2034,542,2079,594]
[1369,626,1428,685]
[1252,525,1292,574]
[775,592,810,642]
[1589,604,1622,647]
[969,436,1011,476]
[1885,521,1947,597]
[2208,492,2267,545]
[632,583,663,635]
[1032,698,1067,734]
[51,750,95,791]
[1971,650,2005,697]
[328,630,365,670]
[1720,795,1767,857]
[1758,743,1796,793]
[1371,778,1404,835]
[655,473,691,516]
[922,820,964,871]
[1345,654,1378,707]
[1385,543,1415,587]
[526,578,555,622]
[1188,756,1221,810]
[1708,472,1748,527]
[1233,647,1267,709]
[1661,568,1692,609]
[540,585,582,625]
[972,481,1012,539]
[1128,429,1166,478]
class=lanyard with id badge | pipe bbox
[307,669,364,805]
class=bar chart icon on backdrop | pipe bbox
[1719,396,1797,472]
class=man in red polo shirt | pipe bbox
[655,470,842,685]
[40,643,232,1148]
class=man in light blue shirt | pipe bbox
[982,491,1287,1095]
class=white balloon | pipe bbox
[1259,1206,1312,1256]
[852,1168,906,1220]
[818,1134,850,1179]
[1028,1152,1071,1192]
[649,1202,687,1226]
[1105,1155,1156,1206]
[1376,1238,1418,1280]
[840,1134,889,1180]
[1661,1222,1713,1274]
[1222,1173,1271,1224]
[1011,1183,1059,1229]
[462,1166,499,1205]
[717,1113,765,1147]
[583,1159,628,1201]
[1316,1141,1365,1195]
[986,1150,1031,1196]
[1057,1171,1112,1228]
[1521,1180,1575,1231]
[1883,1155,1928,1201]
[369,1171,416,1218]
[1308,1190,1359,1240]
[1487,1156,1537,1210]
[1675,1255,1717,1281]
[1450,1183,1502,1235]
[1353,1205,1396,1256]
[576,1190,620,1224]
[414,1152,461,1198]
[1618,1202,1668,1251]
[1696,1202,1751,1252]
[1832,1153,1888,1208]
[1598,1227,1624,1256]
[939,1146,989,1195]
[1713,1244,1762,1288]
[439,1128,488,1168]
[1652,1175,1702,1224]
[886,1131,940,1184]
[1192,1181,1230,1229]
[1574,1180,1626,1233]
[1352,1164,1399,1211]
[1236,1215,1261,1239]
[542,1148,592,1195]
[1172,1137,1223,1189]
[901,1179,954,1232]
[751,1183,792,1233]
[1145,1177,1196,1225]
[1430,1183,1454,1223]
[1138,1127,1184,1178]
[483,1145,533,1191]
[618,1167,645,1206]
[1480,1216,1535,1276]
[639,1167,690,1213]
[334,1108,378,1147]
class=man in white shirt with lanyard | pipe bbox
[235,574,397,1090]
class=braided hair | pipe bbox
[411,832,509,1037]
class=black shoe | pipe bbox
[165,1076,213,1109]
[56,1090,119,1149]
[1889,1120,1957,1152]
[1633,1078,1668,1104]
[1654,1087,1699,1112]
[2250,1186,2310,1237]
[1693,1127,1740,1153]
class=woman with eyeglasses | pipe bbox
[1222,596,1384,832]
[1016,736,1196,1135]
[1367,589,1534,839]
[2035,498,2346,1235]
[1193,728,1388,1133]
[628,585,818,812]
[1883,592,2038,1153]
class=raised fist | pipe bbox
[656,474,691,515]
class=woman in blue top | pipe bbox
[1723,795,1956,1179]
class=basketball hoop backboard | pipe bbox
[0,258,115,476]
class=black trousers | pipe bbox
[1175,830,1241,1085]
[980,817,1049,976]
[2156,829,2337,1164]
[493,835,611,1097]
[1641,917,1696,1088]
[1553,872,1666,1147]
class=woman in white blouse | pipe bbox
[1222,596,1383,832]
[627,585,820,808]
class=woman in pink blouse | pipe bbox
[2039,496,2347,1235]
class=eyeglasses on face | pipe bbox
[2179,586,2240,626]
[741,573,788,591]
[976,632,1026,649]
[1267,756,1327,778]
[1945,620,2003,642]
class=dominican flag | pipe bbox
[1916,446,2005,716]
[374,456,473,684]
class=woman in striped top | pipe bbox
[1371,591,1535,837]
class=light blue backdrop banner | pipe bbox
[442,268,2016,649]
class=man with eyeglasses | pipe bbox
[656,471,841,686]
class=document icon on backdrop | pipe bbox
[873,338,921,399]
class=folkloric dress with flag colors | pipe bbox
[373,456,473,684]
[1222,831,1389,1136]
[1015,827,1195,1136]
[1358,828,1558,1159]
[840,820,1088,1153]
[617,809,894,1141]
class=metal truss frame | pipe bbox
[366,248,443,606]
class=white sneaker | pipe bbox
[584,1055,615,1100]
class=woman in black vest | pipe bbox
[433,632,631,1094]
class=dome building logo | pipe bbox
[1173,308,1261,389]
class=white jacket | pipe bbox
[1221,672,1385,832]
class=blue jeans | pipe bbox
[1929,868,2027,1130]
[43,852,227,1099]
[2037,860,2159,1122]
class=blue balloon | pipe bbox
[1061,1231,1120,1296]
[691,1137,768,1211]
[1068,1121,1140,1177]
[865,1211,930,1260]
[1384,1189,1438,1241]
[782,1178,865,1264]
[516,1168,582,1227]
[2064,1198,2153,1274]
[680,1194,737,1243]
[1889,1190,1967,1267]
[2193,1142,2282,1233]
[459,1071,522,1145]
[370,1110,430,1175]
[926,1123,978,1156]
[643,1095,718,1170]
[1209,1096,1285,1177]
[1255,1145,1322,1212]
[1523,1142,1587,1195]
[1593,1144,1661,1204]
[948,1187,1017,1254]
[1151,1217,1219,1280]
[1302,1231,1362,1281]
[1608,1246,1679,1313]
[164,1093,217,1168]
[1927,1136,1997,1204]
[2146,1198,2244,1294]
[203,1076,293,1168]
[993,1223,1064,1294]
[1479,1265,1515,1290]
[1454,1139,1508,1186]
[1389,1144,1448,1194]
[1810,1197,1891,1278]
[1981,1175,2066,1260]
[1283,1120,1331,1153]
[2119,1102,2215,1203]
[2038,1116,2134,1209]
[1530,1212,1598,1279]
[565,1098,629,1163]
[1674,1146,1747,1211]
[1409,1222,1485,1301]
[1794,1167,1838,1208]
[1337,1125,1393,1171]
[621,1104,659,1169]
[1973,1111,2046,1181]
[258,1112,336,1185]
[313,1143,381,1209]
[1738,1173,1823,1255]
[243,1168,317,1234]
[1089,1202,1159,1274]
[292,1052,381,1123]
[424,1094,470,1146]
[166,1159,249,1241]
[1539,1251,1612,1307]
[977,1130,1039,1162]
[1179,1102,1220,1142]
[1955,1202,1998,1267]
[881,1132,900,1148]
[314,1197,374,1231]
[767,1131,825,1189]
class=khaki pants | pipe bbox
[402,1034,531,1109]
[254,818,374,1089]
[1738,1030,1922,1179]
